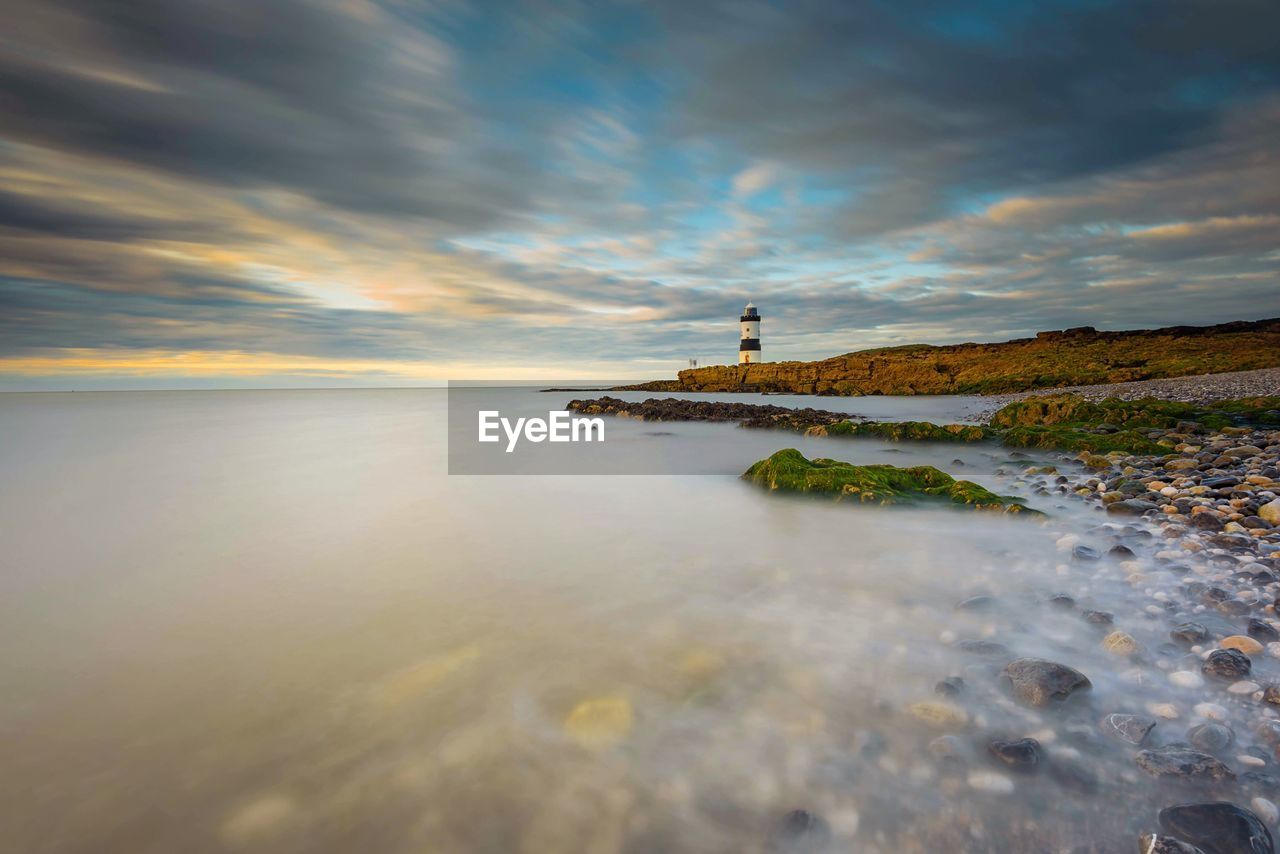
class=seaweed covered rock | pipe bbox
[818,420,991,442]
[742,449,1040,514]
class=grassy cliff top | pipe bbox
[620,317,1280,396]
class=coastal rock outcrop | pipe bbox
[741,449,1040,514]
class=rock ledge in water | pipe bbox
[742,449,1041,514]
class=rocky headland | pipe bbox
[616,317,1280,396]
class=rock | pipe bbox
[1083,609,1115,625]
[987,737,1042,773]
[1111,544,1137,558]
[907,701,969,729]
[1193,514,1227,532]
[1002,658,1092,708]
[1252,798,1280,829]
[928,735,967,768]
[1110,498,1159,515]
[1101,713,1156,745]
[1073,544,1102,561]
[1227,681,1261,695]
[1135,746,1237,781]
[934,676,966,697]
[1260,497,1280,525]
[771,809,831,853]
[1248,620,1280,643]
[1204,649,1253,680]
[1159,802,1274,854]
[966,770,1015,794]
[1049,593,1076,609]
[1263,685,1280,706]
[1188,723,1236,754]
[1104,630,1141,656]
[563,696,634,749]
[1194,703,1229,721]
[1172,671,1207,690]
[1138,836,1207,854]
[955,595,995,611]
[955,639,1011,657]
[1223,636,1266,656]
[1172,623,1211,644]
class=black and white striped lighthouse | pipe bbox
[739,301,761,364]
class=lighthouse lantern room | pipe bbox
[739,301,761,364]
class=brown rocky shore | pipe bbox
[616,318,1280,397]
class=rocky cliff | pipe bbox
[617,318,1280,396]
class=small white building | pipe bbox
[739,301,761,364]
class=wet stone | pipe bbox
[955,639,1010,658]
[1158,802,1274,854]
[1188,723,1235,754]
[1135,745,1236,781]
[1100,713,1156,745]
[934,676,965,698]
[1171,623,1211,645]
[955,595,994,611]
[1073,544,1101,561]
[1202,648,1252,681]
[1138,836,1207,854]
[1263,685,1280,706]
[771,809,831,853]
[1002,658,1092,708]
[1049,593,1076,609]
[1110,544,1137,558]
[986,737,1042,774]
[1083,610,1115,625]
[1248,619,1280,643]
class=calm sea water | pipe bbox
[0,390,1191,852]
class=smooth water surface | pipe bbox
[0,390,1210,852]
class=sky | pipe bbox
[1,0,1278,389]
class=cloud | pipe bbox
[0,0,1278,386]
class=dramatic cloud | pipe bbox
[0,0,1277,387]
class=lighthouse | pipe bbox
[739,301,761,364]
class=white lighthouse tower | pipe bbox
[739,301,761,364]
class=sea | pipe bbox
[0,388,1222,852]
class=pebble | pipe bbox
[563,696,634,749]
[907,701,969,729]
[1102,630,1140,656]
[1222,635,1266,656]
[1251,797,1279,827]
[966,770,1015,794]
[1100,713,1156,745]
[1188,722,1234,753]
[1135,745,1236,781]
[1202,648,1252,680]
[1227,680,1262,694]
[1148,703,1180,720]
[1193,702,1229,720]
[1169,670,1205,689]
[987,737,1042,773]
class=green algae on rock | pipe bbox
[813,420,992,442]
[742,449,1041,514]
